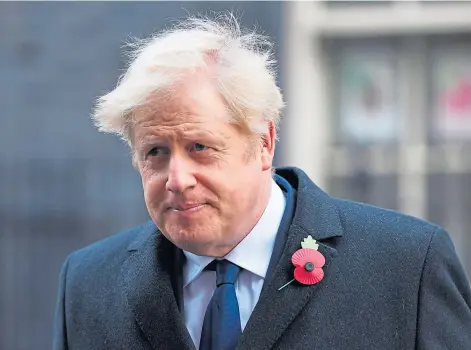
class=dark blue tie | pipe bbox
[199,259,242,350]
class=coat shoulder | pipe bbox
[332,197,441,248]
[65,220,156,279]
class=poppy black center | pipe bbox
[304,262,314,272]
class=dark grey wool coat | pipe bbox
[53,167,471,350]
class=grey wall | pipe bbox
[0,2,284,349]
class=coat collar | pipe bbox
[237,166,344,349]
[121,224,193,349]
[275,166,343,240]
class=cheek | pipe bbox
[219,162,261,203]
[240,170,264,201]
[223,177,254,211]
[141,171,165,207]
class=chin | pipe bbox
[174,240,216,256]
[164,226,217,252]
[177,232,236,257]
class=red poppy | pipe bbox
[291,248,325,285]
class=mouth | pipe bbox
[166,203,208,213]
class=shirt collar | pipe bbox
[182,178,286,287]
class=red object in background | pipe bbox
[445,79,471,114]
[291,248,325,285]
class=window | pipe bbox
[324,33,471,278]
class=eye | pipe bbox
[147,146,169,157]
[190,143,209,152]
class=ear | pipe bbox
[261,121,276,171]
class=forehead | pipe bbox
[132,78,234,138]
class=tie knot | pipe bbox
[207,259,241,286]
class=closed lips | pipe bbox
[168,204,206,211]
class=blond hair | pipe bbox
[92,12,284,145]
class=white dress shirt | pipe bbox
[182,179,286,348]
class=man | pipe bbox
[53,13,471,350]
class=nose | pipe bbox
[165,153,197,194]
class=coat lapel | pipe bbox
[121,223,194,350]
[237,167,344,350]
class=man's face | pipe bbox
[132,77,275,257]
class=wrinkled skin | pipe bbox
[132,76,276,257]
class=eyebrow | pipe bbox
[137,128,223,146]
[181,128,220,140]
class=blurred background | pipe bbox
[1,1,471,349]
